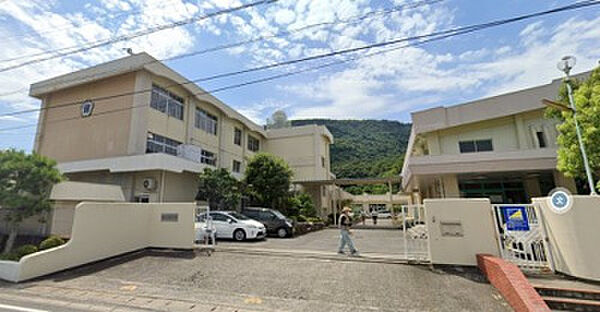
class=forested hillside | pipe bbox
[291,119,411,194]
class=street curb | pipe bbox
[215,246,429,265]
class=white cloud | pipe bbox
[0,0,197,118]
[273,9,295,25]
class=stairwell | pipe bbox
[533,284,600,312]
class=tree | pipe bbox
[196,168,241,210]
[546,66,600,191]
[266,110,291,129]
[0,150,63,254]
[294,192,316,217]
[244,153,293,210]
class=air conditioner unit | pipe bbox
[142,178,157,191]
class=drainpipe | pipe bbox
[159,170,166,202]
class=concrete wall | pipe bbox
[0,202,194,282]
[36,73,136,161]
[533,196,600,281]
[425,198,500,265]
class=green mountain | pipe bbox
[290,119,411,194]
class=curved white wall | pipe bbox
[534,196,600,281]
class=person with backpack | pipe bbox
[338,206,359,256]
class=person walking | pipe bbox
[338,206,359,256]
[371,207,379,225]
[360,209,367,225]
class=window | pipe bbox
[150,85,184,120]
[232,160,241,173]
[209,212,228,222]
[200,150,216,166]
[247,135,260,152]
[195,108,218,135]
[146,132,181,156]
[459,139,493,153]
[134,194,149,203]
[234,127,242,146]
[321,156,326,168]
[536,131,547,148]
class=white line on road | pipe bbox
[0,303,49,312]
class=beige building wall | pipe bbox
[36,73,136,162]
[30,53,334,209]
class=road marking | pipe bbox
[0,303,49,312]
[119,285,137,291]
[243,297,263,304]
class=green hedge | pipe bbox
[39,235,65,251]
[0,244,39,261]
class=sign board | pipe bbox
[548,188,573,214]
[501,206,529,231]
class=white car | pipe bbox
[196,211,266,241]
[376,210,392,219]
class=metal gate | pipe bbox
[399,205,430,262]
[492,204,553,272]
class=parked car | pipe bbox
[241,207,294,238]
[377,210,392,219]
[197,211,266,241]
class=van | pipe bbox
[241,207,294,238]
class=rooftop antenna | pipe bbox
[123,48,134,55]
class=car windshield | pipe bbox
[228,212,250,220]
[271,210,286,219]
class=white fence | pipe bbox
[492,204,553,273]
[400,205,429,262]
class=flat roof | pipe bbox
[410,70,591,135]
[29,52,267,136]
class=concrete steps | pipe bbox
[534,284,600,311]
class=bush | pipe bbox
[0,253,18,261]
[306,217,324,223]
[39,235,65,251]
[296,215,308,222]
[15,244,38,259]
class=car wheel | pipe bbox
[276,227,288,238]
[233,229,246,241]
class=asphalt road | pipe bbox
[0,249,510,312]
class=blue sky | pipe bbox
[1,0,599,151]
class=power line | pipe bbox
[0,0,597,121]
[0,0,195,62]
[0,0,277,73]
[0,30,465,134]
[0,0,441,97]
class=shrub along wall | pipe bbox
[294,222,326,236]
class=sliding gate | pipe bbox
[399,205,430,262]
[492,204,553,273]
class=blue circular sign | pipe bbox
[548,188,572,214]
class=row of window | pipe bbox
[459,139,493,153]
[150,85,261,152]
[146,132,245,172]
[150,85,184,120]
[458,131,548,154]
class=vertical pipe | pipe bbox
[402,205,408,260]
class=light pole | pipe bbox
[557,56,597,195]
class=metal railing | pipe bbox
[492,204,553,272]
[399,204,430,262]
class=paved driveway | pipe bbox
[216,228,429,262]
[0,250,510,312]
